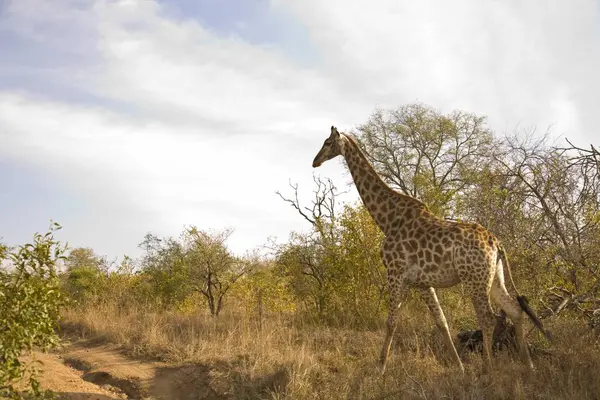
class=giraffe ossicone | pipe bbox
[312,126,551,374]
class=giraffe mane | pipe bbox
[340,132,428,208]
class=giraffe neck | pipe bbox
[341,134,427,232]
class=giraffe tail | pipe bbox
[517,295,553,341]
[498,245,553,342]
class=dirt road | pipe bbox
[22,339,225,400]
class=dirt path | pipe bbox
[19,350,127,400]
[23,339,225,400]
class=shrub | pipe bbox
[0,222,68,399]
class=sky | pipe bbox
[1,0,599,262]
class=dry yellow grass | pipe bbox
[60,303,600,400]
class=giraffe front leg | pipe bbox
[419,287,464,373]
[379,280,406,374]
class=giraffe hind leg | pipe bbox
[379,282,407,374]
[469,288,496,373]
[419,287,464,373]
[490,278,534,370]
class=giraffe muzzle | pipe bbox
[312,150,325,168]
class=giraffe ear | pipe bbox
[330,126,339,137]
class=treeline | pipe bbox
[59,103,600,327]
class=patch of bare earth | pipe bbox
[19,350,127,400]
[26,338,234,400]
[60,340,155,399]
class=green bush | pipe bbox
[65,265,106,305]
[0,222,68,399]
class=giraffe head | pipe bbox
[312,126,344,168]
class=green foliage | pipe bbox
[138,233,190,309]
[335,204,387,324]
[233,265,297,316]
[65,264,106,304]
[62,248,150,315]
[276,203,387,327]
[65,247,104,271]
[0,222,67,399]
[134,227,255,316]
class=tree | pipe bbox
[354,103,495,216]
[276,174,346,241]
[63,247,107,304]
[438,128,600,323]
[138,233,190,309]
[276,233,333,317]
[137,227,255,316]
[494,134,600,292]
[64,247,104,272]
[276,176,343,318]
[276,177,387,326]
[559,139,600,185]
[183,227,255,317]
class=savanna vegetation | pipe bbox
[2,103,599,399]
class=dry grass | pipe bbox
[60,303,600,400]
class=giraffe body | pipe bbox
[312,126,548,373]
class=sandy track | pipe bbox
[21,339,225,400]
[20,350,127,400]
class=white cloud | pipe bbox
[0,91,346,258]
[1,0,599,260]
[274,0,600,141]
[0,0,356,258]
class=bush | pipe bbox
[0,222,68,399]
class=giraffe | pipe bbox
[311,126,551,374]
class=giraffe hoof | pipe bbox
[379,365,387,376]
[378,361,387,376]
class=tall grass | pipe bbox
[60,301,600,400]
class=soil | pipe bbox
[18,338,223,400]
